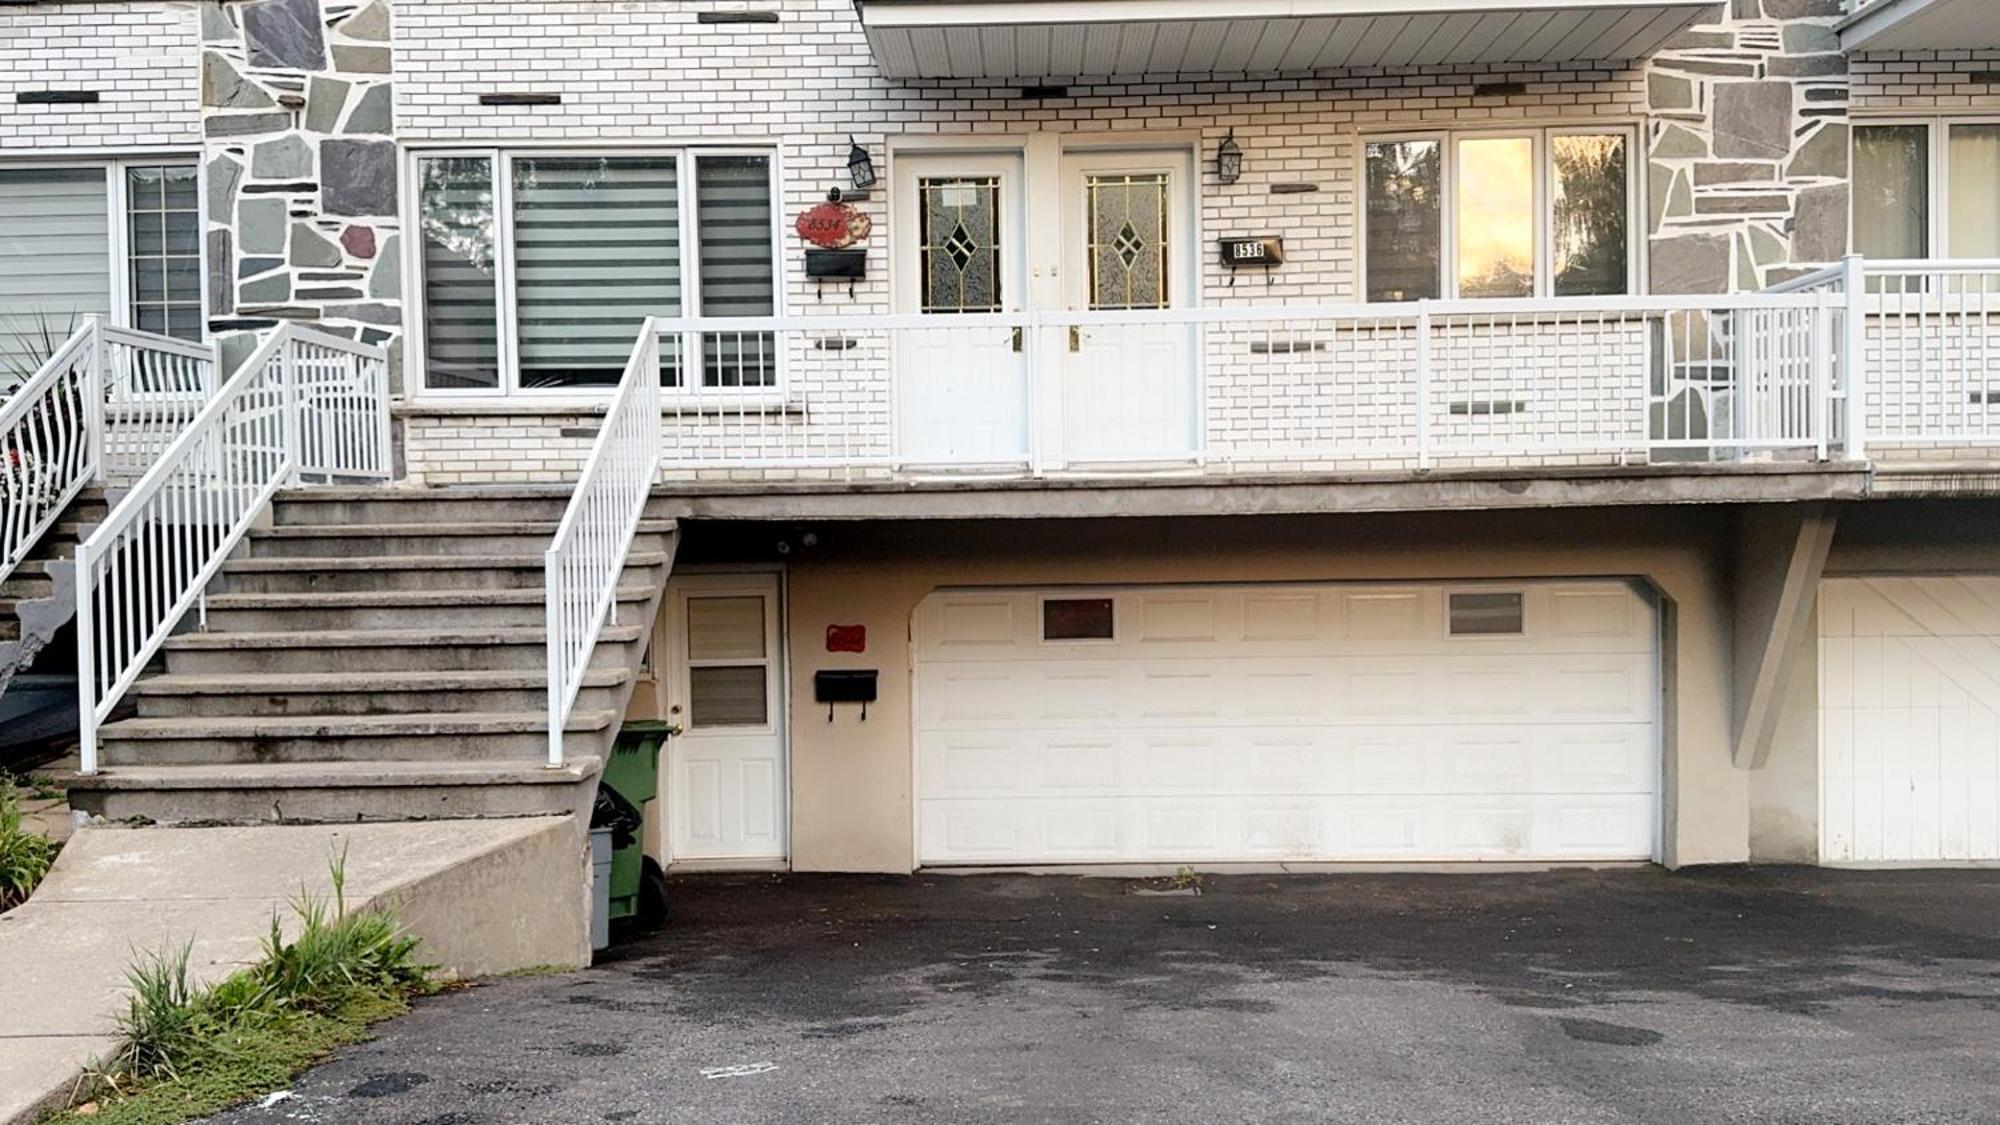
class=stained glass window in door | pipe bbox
[1086,173,1169,310]
[919,176,1002,313]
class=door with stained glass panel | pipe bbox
[665,574,787,864]
[892,154,1030,466]
[1059,150,1197,463]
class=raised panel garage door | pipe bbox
[914,582,1660,865]
[1820,577,2000,863]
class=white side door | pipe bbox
[892,153,1030,466]
[665,574,787,864]
[1058,149,1197,465]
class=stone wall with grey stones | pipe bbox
[1645,0,1852,294]
[200,0,400,380]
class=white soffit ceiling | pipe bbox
[1839,0,2000,53]
[858,0,1718,80]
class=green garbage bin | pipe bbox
[596,720,673,927]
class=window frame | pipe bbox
[1850,115,2000,261]
[402,145,784,403]
[1358,123,1642,302]
[0,153,208,345]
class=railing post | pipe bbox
[1842,253,1867,461]
[277,328,302,486]
[73,539,98,776]
[1415,302,1433,472]
[546,545,565,769]
[1811,289,1832,462]
[83,315,106,483]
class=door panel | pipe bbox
[893,154,1029,465]
[1060,152,1197,463]
[667,574,787,863]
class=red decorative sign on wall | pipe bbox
[795,200,872,250]
[825,624,866,653]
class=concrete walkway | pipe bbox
[0,818,589,1125]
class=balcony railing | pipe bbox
[646,288,1852,479]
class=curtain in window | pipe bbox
[1854,124,1929,260]
[1949,124,2000,260]
[513,155,681,389]
[695,155,776,388]
[125,165,202,341]
[418,156,501,390]
[0,167,111,383]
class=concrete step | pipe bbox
[66,755,605,824]
[161,623,647,675]
[130,667,630,719]
[271,486,578,526]
[196,585,656,632]
[96,708,622,765]
[245,520,676,559]
[215,550,671,594]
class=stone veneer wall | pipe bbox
[199,0,401,377]
[1645,0,1851,293]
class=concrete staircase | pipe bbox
[0,488,109,693]
[67,487,677,825]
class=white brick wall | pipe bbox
[1852,50,2000,113]
[0,0,200,151]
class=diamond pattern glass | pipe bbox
[920,177,1001,313]
[1086,174,1168,310]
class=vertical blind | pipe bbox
[695,155,776,388]
[514,155,681,389]
[418,156,502,390]
[0,167,111,382]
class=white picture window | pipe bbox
[1854,119,2000,261]
[411,148,778,396]
[0,159,202,382]
[1363,127,1635,301]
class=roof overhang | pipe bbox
[1839,0,2000,53]
[857,0,1716,81]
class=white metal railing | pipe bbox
[546,316,663,767]
[643,290,1849,477]
[75,323,389,772]
[0,318,214,588]
[1852,259,2000,450]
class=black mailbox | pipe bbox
[814,669,878,720]
[805,249,867,279]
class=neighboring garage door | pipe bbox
[1820,577,2000,863]
[914,581,1659,864]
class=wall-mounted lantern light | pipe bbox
[1216,129,1243,185]
[847,137,878,191]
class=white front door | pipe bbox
[1058,149,1197,464]
[892,153,1030,466]
[914,581,1660,865]
[1820,576,2000,863]
[665,573,787,864]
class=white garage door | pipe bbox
[914,581,1659,864]
[1820,577,2000,863]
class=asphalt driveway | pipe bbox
[207,867,2000,1124]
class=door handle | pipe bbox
[1010,327,1023,353]
[1068,326,1081,352]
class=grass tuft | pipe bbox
[0,780,58,911]
[48,847,435,1125]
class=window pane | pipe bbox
[1449,591,1524,636]
[1086,173,1169,311]
[1949,124,2000,259]
[1552,134,1629,297]
[919,176,1002,313]
[1043,597,1114,641]
[1854,124,1929,259]
[696,155,776,388]
[1364,140,1441,302]
[513,155,681,390]
[418,156,501,390]
[689,666,768,726]
[123,165,202,342]
[0,167,110,383]
[1458,136,1534,299]
[686,595,765,661]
